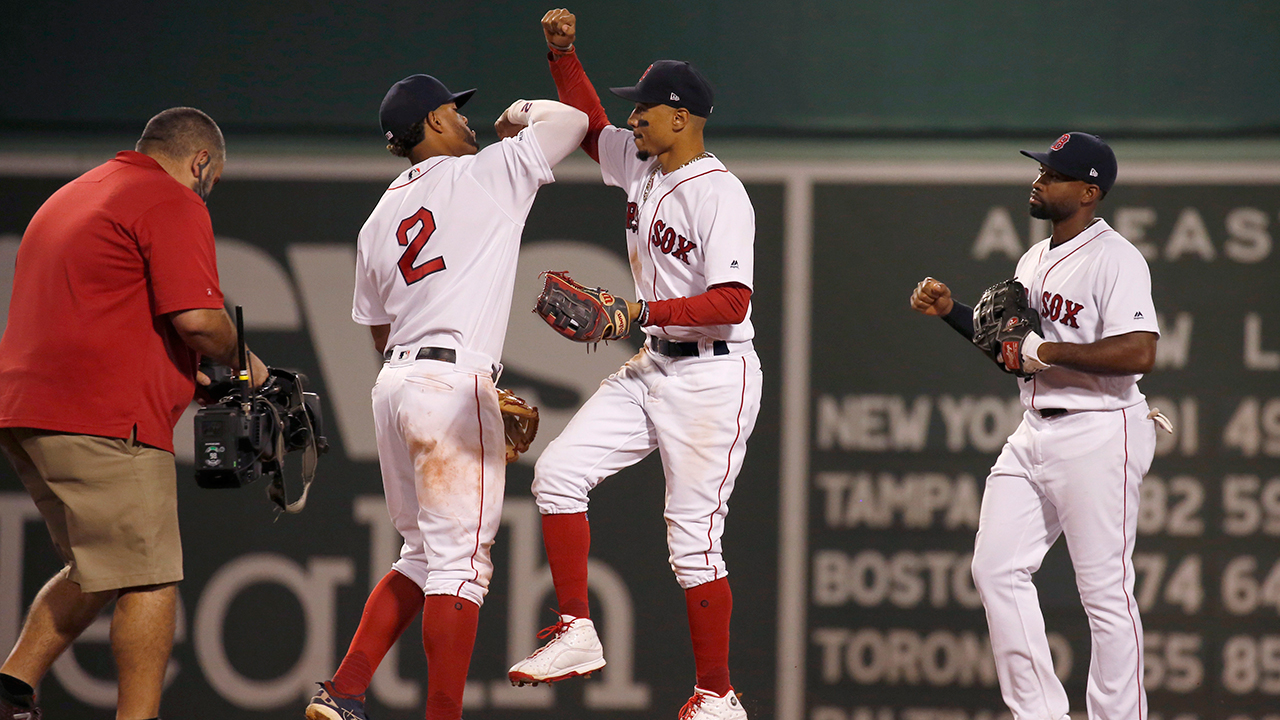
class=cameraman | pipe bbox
[0,107,267,720]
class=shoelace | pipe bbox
[678,692,705,719]
[536,617,572,640]
[524,614,574,659]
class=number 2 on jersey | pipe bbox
[397,207,445,285]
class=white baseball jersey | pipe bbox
[353,127,555,363]
[597,125,755,343]
[1013,218,1160,411]
[973,216,1161,720]
[352,127,556,605]
[533,126,764,589]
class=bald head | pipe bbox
[136,107,225,163]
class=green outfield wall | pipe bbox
[2,1,1277,136]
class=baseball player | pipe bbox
[304,76,586,720]
[910,133,1162,720]
[506,9,762,720]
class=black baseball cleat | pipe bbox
[305,681,368,720]
[0,694,40,720]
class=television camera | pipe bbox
[192,307,328,513]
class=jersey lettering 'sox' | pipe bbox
[648,219,697,265]
[1040,291,1083,328]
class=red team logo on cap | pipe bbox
[1051,134,1071,151]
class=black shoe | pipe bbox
[0,695,40,720]
[305,681,368,720]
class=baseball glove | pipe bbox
[533,271,632,344]
[971,278,1044,377]
[498,388,539,463]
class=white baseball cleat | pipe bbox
[679,686,747,720]
[507,614,606,685]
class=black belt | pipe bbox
[1038,408,1068,419]
[648,337,729,357]
[384,346,457,363]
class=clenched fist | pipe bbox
[910,276,954,317]
[542,8,576,51]
[495,99,532,140]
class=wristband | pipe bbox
[502,99,534,127]
[637,299,650,326]
[1021,332,1050,372]
[548,43,575,56]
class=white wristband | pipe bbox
[501,99,535,127]
[1021,332,1050,372]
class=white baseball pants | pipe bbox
[372,349,506,607]
[533,347,762,589]
[972,401,1156,720]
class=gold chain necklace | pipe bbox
[641,152,713,203]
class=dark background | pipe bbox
[2,1,1280,719]
[5,170,1280,720]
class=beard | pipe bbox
[633,120,650,160]
[196,170,215,201]
[1029,198,1071,222]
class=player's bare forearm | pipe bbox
[370,324,390,355]
[1038,331,1157,375]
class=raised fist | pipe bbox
[910,276,954,317]
[541,8,576,50]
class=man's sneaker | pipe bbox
[305,681,368,720]
[507,614,606,685]
[679,686,747,720]
[0,695,40,720]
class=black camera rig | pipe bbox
[193,307,328,513]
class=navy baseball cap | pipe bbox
[1021,132,1117,193]
[610,60,714,117]
[379,75,476,142]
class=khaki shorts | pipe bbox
[0,427,182,593]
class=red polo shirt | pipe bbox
[0,151,225,453]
